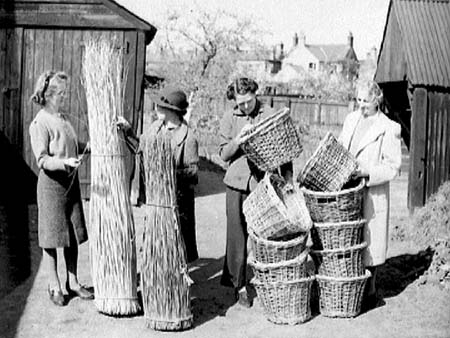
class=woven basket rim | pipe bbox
[244,173,289,220]
[238,107,290,144]
[316,269,372,282]
[298,131,335,184]
[311,241,367,254]
[249,229,308,248]
[313,219,366,228]
[251,275,315,286]
[248,249,309,269]
[301,178,365,197]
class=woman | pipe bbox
[339,80,402,307]
[219,78,292,307]
[118,86,199,263]
[29,71,93,306]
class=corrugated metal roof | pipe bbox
[394,0,450,87]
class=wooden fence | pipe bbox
[144,92,352,127]
[257,95,352,126]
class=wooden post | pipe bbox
[408,88,427,210]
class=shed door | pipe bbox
[20,29,137,199]
[0,28,23,151]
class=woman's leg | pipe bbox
[64,245,79,288]
[367,266,378,296]
[221,187,248,289]
[43,248,61,291]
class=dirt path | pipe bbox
[1,156,449,338]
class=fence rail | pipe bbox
[258,95,352,126]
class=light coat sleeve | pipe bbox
[29,120,66,171]
[218,110,240,162]
[366,121,402,187]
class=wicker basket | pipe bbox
[297,132,357,192]
[239,107,303,171]
[301,179,365,223]
[316,270,371,318]
[311,219,366,250]
[244,173,312,240]
[252,276,315,325]
[249,249,309,283]
[249,230,308,264]
[311,242,367,278]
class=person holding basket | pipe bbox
[218,77,293,307]
[339,80,402,308]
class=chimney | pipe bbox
[279,42,284,60]
[293,33,299,47]
[273,45,276,60]
[348,31,354,48]
[300,32,306,46]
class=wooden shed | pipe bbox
[375,0,450,209]
[0,0,157,198]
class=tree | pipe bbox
[146,4,270,142]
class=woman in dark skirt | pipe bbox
[29,71,93,306]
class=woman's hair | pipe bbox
[357,79,383,106]
[226,77,258,101]
[30,71,68,106]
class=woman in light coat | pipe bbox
[339,80,402,306]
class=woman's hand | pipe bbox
[352,165,369,179]
[116,116,132,132]
[234,124,254,144]
[64,157,81,168]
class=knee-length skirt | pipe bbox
[37,169,88,248]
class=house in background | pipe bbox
[375,0,450,209]
[283,32,359,79]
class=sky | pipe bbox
[117,0,391,59]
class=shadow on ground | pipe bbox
[0,131,40,338]
[378,248,434,298]
[189,257,234,327]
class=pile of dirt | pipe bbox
[411,181,450,289]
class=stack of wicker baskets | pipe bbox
[298,132,371,318]
[244,173,314,325]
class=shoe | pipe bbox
[66,282,94,300]
[234,288,252,308]
[48,286,65,306]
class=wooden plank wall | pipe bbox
[20,28,142,199]
[408,88,427,209]
[0,28,23,150]
[425,91,450,200]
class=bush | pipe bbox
[412,181,450,288]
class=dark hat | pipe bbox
[152,86,189,114]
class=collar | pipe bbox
[170,121,188,146]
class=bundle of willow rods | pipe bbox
[83,37,140,316]
[140,130,193,331]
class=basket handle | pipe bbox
[238,107,290,144]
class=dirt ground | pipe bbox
[1,150,450,338]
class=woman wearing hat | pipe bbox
[218,78,293,307]
[118,86,199,263]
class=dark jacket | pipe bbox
[219,100,291,191]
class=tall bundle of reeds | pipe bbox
[82,37,140,316]
[140,129,193,331]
